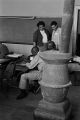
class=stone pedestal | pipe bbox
[33,51,72,120]
[59,0,75,53]
[33,0,75,119]
[34,99,71,120]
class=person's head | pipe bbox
[47,41,56,50]
[37,21,45,31]
[0,43,9,58]
[31,46,39,56]
[50,21,58,31]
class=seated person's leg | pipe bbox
[26,70,41,94]
[17,73,29,100]
[19,74,28,89]
[27,70,42,81]
[17,70,41,100]
[19,70,41,89]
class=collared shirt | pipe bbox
[51,28,61,50]
[26,53,45,72]
[33,29,51,47]
[40,30,48,43]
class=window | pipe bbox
[72,6,80,56]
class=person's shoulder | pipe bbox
[57,27,61,33]
[33,53,39,59]
[34,29,40,35]
[44,29,50,34]
[34,29,40,33]
[45,28,49,32]
[58,27,61,31]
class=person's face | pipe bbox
[31,49,39,56]
[32,50,37,56]
[38,25,44,31]
[51,25,57,31]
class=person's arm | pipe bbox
[58,28,61,50]
[59,28,61,40]
[26,54,39,69]
[45,29,51,41]
[48,31,52,41]
[33,42,36,47]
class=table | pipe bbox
[0,56,29,91]
[68,63,80,72]
[0,58,10,64]
[15,61,28,72]
[68,62,80,85]
[6,61,29,88]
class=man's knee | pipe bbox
[21,73,27,80]
[19,74,28,89]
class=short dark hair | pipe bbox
[50,21,57,26]
[31,46,39,55]
[47,41,56,50]
[37,21,45,27]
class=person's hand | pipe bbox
[33,42,37,47]
[26,63,30,67]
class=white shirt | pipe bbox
[26,53,45,72]
[51,28,61,50]
[40,30,48,43]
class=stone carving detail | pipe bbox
[34,51,72,120]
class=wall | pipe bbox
[75,0,80,5]
[1,0,80,16]
[0,17,62,44]
[0,0,63,55]
[0,0,79,55]
[3,43,33,56]
[0,0,64,17]
[2,17,62,56]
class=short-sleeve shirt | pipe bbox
[51,28,61,50]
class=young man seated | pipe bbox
[16,46,42,99]
[16,41,56,100]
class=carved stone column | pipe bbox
[59,0,75,53]
[34,0,75,120]
[33,51,71,120]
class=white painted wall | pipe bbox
[0,0,79,17]
[4,43,33,56]
[0,0,64,17]
[75,0,80,5]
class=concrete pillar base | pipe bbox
[33,98,71,120]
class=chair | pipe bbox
[28,79,40,94]
[2,57,24,91]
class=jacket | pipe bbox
[33,29,51,47]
